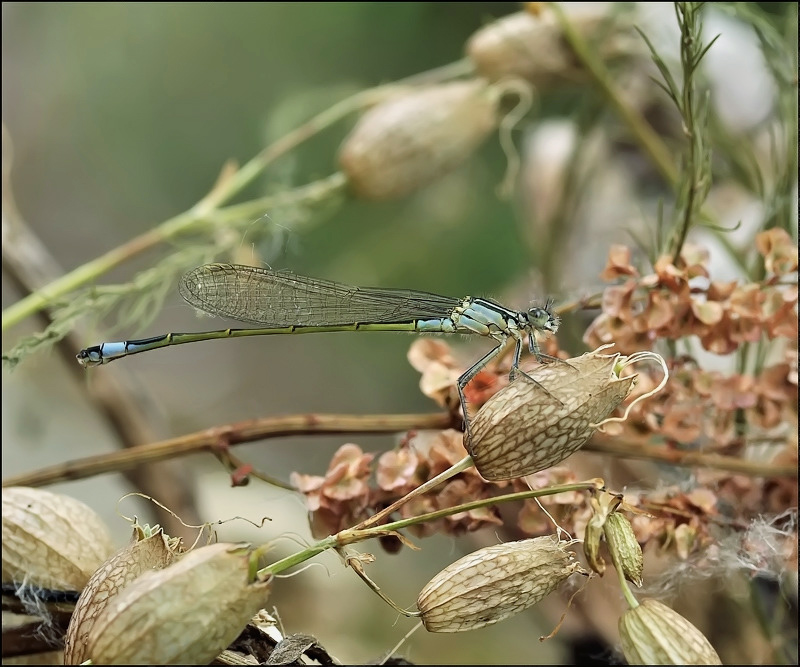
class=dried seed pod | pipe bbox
[2,486,115,591]
[467,349,636,480]
[417,535,584,632]
[83,542,271,665]
[466,8,636,88]
[339,80,499,200]
[604,511,643,587]
[583,490,623,576]
[619,599,721,665]
[64,525,179,664]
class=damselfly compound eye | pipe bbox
[528,306,560,333]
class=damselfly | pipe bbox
[78,263,560,418]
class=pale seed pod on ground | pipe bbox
[2,486,115,591]
[338,79,499,200]
[84,542,272,665]
[64,525,179,664]
[466,8,637,88]
[417,535,584,632]
[604,511,643,587]
[467,349,636,481]
[619,599,722,665]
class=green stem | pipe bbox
[213,172,347,224]
[259,480,600,578]
[341,481,599,542]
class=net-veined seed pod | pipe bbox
[2,486,115,592]
[64,525,180,664]
[467,348,637,481]
[604,511,643,587]
[339,79,500,200]
[417,535,584,632]
[619,599,721,665]
[466,7,637,88]
[84,542,271,665]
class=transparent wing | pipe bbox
[179,264,462,327]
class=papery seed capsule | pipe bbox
[619,599,721,665]
[466,8,637,88]
[2,487,115,591]
[64,525,179,665]
[583,510,606,576]
[604,512,643,587]
[583,490,624,576]
[417,535,584,632]
[339,80,499,200]
[84,542,271,665]
[467,350,636,480]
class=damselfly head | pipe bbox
[76,347,104,367]
[526,300,560,334]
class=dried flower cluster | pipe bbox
[291,433,508,540]
[585,230,797,355]
[620,353,797,451]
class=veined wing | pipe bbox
[179,264,463,327]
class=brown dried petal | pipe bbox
[729,284,764,318]
[467,351,636,480]
[653,256,686,291]
[64,526,178,664]
[601,281,636,318]
[619,599,721,665]
[645,291,679,331]
[699,318,738,355]
[319,443,374,502]
[339,80,498,200]
[679,244,711,277]
[660,402,702,443]
[2,487,115,591]
[407,339,456,373]
[756,227,798,275]
[690,298,724,326]
[376,447,419,491]
[707,279,737,301]
[85,543,271,665]
[601,245,639,280]
[763,286,798,339]
[417,536,584,632]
